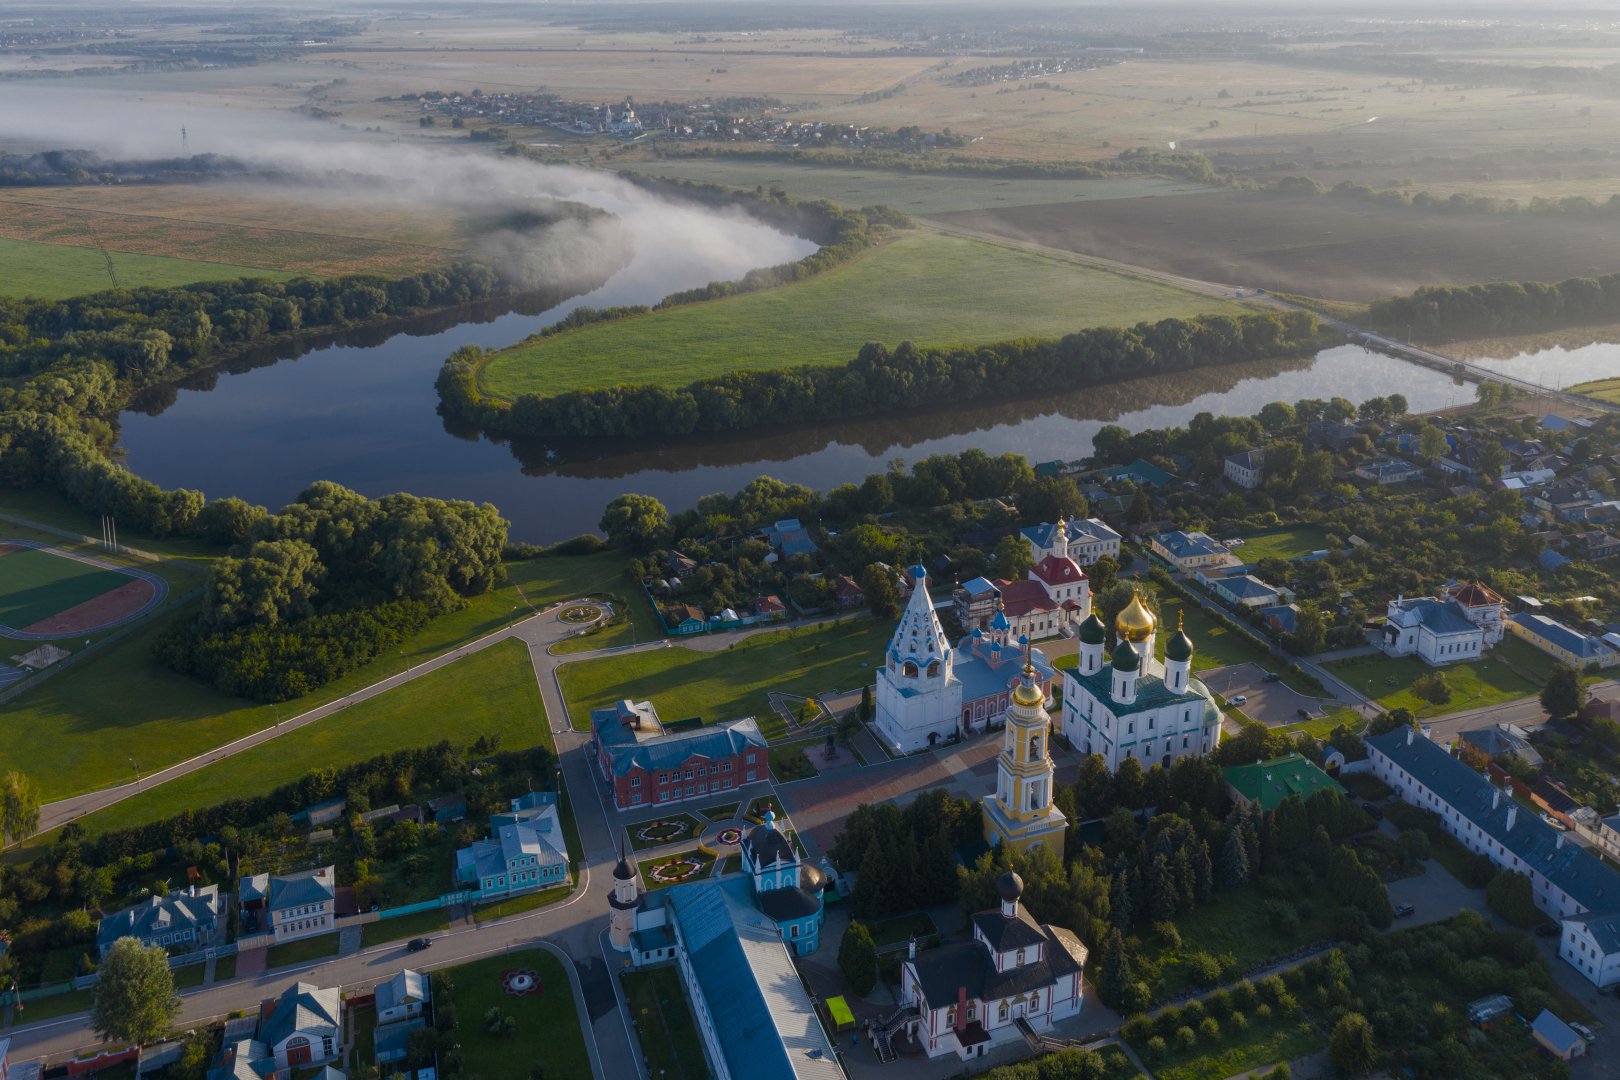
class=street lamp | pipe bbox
[129,758,140,787]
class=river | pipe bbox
[116,227,1620,544]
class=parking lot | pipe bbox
[1198,661,1333,728]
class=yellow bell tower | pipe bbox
[981,653,1069,854]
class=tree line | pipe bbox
[440,309,1322,439]
[1368,272,1620,338]
[155,481,507,701]
[1264,175,1620,219]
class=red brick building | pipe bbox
[590,699,768,810]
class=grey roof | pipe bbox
[744,821,796,868]
[1567,910,1620,953]
[600,717,766,778]
[456,817,567,882]
[260,982,341,1048]
[206,1038,270,1080]
[1368,729,1620,915]
[1219,575,1280,602]
[757,887,821,922]
[1225,450,1264,469]
[243,867,335,913]
[1531,1009,1581,1052]
[1390,596,1478,637]
[375,969,427,1015]
[97,885,222,949]
[972,907,1046,953]
[1153,530,1226,560]
[953,638,1054,704]
[909,921,1086,1008]
[1511,612,1615,661]
[373,1018,423,1063]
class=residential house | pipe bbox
[1149,530,1234,572]
[752,595,787,621]
[1224,450,1265,490]
[1366,727,1620,987]
[898,871,1088,1061]
[241,981,343,1073]
[1498,468,1558,491]
[1508,612,1620,669]
[96,884,224,957]
[1223,755,1343,811]
[833,575,864,610]
[1573,530,1620,561]
[1534,479,1600,520]
[592,699,767,810]
[1095,458,1174,487]
[759,518,818,559]
[239,867,336,944]
[1259,603,1299,635]
[1305,420,1358,453]
[1531,1010,1585,1061]
[666,604,708,635]
[1209,573,1291,609]
[1021,519,1121,567]
[1458,722,1544,769]
[427,793,466,824]
[454,793,570,902]
[373,969,430,1068]
[1354,458,1424,485]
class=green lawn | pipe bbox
[1572,376,1620,405]
[1325,636,1557,718]
[0,486,222,561]
[359,909,451,948]
[348,1004,378,1071]
[1225,525,1332,563]
[63,638,544,838]
[866,912,938,950]
[640,848,717,892]
[446,951,590,1080]
[478,229,1241,399]
[628,813,703,852]
[475,883,572,920]
[622,966,709,1080]
[213,953,236,981]
[549,567,664,655]
[13,987,93,1022]
[265,934,338,970]
[173,962,207,990]
[699,802,740,821]
[1144,1015,1324,1080]
[560,617,887,736]
[0,546,137,628]
[0,236,296,300]
[769,742,821,782]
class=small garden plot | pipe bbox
[866,912,938,950]
[628,813,703,852]
[640,848,717,891]
[768,743,819,782]
[622,966,709,1080]
[1125,984,1324,1080]
[747,795,784,822]
[699,802,740,821]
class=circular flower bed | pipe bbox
[715,827,743,846]
[649,858,706,884]
[559,604,601,624]
[501,968,543,997]
[635,818,692,845]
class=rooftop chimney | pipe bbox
[1406,728,1415,746]
[908,935,918,961]
[1493,788,1501,809]
[1507,805,1519,831]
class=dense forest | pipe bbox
[439,309,1322,439]
[1368,272,1620,338]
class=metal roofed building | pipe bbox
[1022,518,1121,567]
[1381,595,1487,666]
[96,884,224,957]
[666,879,845,1080]
[1508,611,1620,669]
[1223,754,1344,812]
[591,700,767,810]
[1366,727,1620,986]
[1149,530,1234,571]
[1530,1009,1585,1060]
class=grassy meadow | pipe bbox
[559,617,887,738]
[0,236,295,301]
[445,950,591,1080]
[1325,636,1558,717]
[478,228,1241,400]
[61,639,543,838]
[0,550,615,804]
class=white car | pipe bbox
[1541,812,1568,832]
[1570,1021,1596,1043]
[1230,695,1248,706]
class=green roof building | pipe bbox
[1223,754,1344,812]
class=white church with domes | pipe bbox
[873,566,1056,755]
[1059,593,1222,773]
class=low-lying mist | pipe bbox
[0,85,814,297]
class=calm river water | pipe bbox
[116,239,1620,544]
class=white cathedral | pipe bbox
[873,566,1059,755]
[1058,594,1222,773]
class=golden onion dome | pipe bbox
[1012,660,1044,708]
[1116,590,1157,643]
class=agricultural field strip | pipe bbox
[0,196,458,264]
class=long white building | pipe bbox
[1366,727,1620,987]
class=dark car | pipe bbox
[407,937,434,952]
[1535,923,1560,938]
[1297,708,1312,720]
[1393,902,1415,918]
[1262,672,1282,683]
[1362,802,1383,821]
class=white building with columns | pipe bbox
[1058,595,1221,772]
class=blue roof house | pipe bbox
[454,797,570,903]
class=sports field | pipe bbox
[478,229,1243,400]
[0,543,160,637]
[0,236,295,301]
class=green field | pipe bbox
[3,550,619,806]
[1325,636,1557,717]
[559,617,887,738]
[447,950,591,1080]
[1572,376,1620,404]
[1225,525,1332,563]
[622,966,708,1080]
[478,229,1242,400]
[614,159,1215,215]
[0,236,295,300]
[62,638,544,837]
[0,545,132,629]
